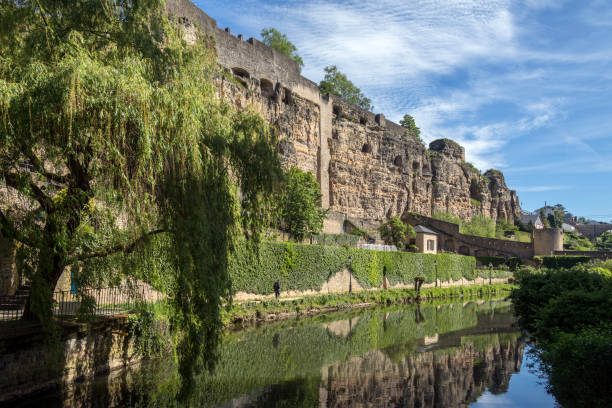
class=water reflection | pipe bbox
[8,300,554,408]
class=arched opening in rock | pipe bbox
[260,78,274,98]
[333,105,342,116]
[282,87,293,105]
[360,116,367,125]
[412,161,420,171]
[394,156,403,167]
[232,67,250,79]
[362,143,372,154]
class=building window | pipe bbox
[427,239,435,251]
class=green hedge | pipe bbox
[475,256,522,270]
[229,241,481,295]
[535,255,591,269]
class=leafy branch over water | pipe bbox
[0,0,281,394]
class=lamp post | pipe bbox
[434,260,438,287]
[348,255,353,293]
[489,262,493,285]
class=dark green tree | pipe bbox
[378,216,415,250]
[0,0,281,394]
[596,231,612,251]
[318,65,373,110]
[260,28,304,70]
[399,114,422,141]
[277,167,327,241]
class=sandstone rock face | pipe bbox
[169,0,523,226]
[217,73,522,226]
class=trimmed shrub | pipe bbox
[475,256,522,270]
[536,255,591,269]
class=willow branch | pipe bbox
[0,209,36,248]
[75,229,167,261]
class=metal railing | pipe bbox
[0,284,161,322]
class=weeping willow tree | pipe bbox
[0,0,281,394]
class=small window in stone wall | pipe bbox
[362,143,372,153]
[333,105,342,116]
[394,156,403,166]
[412,161,420,171]
[360,116,367,125]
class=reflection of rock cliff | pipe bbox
[319,336,523,408]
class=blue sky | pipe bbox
[194,0,612,221]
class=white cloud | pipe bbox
[522,0,565,10]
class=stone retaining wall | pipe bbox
[0,317,138,403]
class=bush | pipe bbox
[539,327,612,408]
[535,255,591,269]
[510,264,612,407]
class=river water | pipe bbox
[11,299,557,407]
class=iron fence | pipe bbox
[0,284,161,322]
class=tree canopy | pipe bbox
[276,167,327,241]
[378,216,414,250]
[400,114,422,141]
[0,0,281,395]
[318,65,373,111]
[260,28,304,70]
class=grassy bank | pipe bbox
[223,283,514,326]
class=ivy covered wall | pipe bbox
[229,241,490,295]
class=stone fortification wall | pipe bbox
[533,228,563,256]
[403,213,534,259]
[576,223,612,240]
[166,0,522,226]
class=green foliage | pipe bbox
[596,231,612,251]
[0,0,282,394]
[432,211,462,225]
[318,65,372,110]
[377,216,414,250]
[399,114,421,142]
[510,265,612,407]
[229,241,480,295]
[470,198,481,207]
[461,214,496,238]
[475,256,522,270]
[260,28,304,70]
[539,327,612,408]
[275,167,327,240]
[535,255,591,269]
[564,231,596,250]
[128,304,170,358]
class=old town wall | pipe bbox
[166,0,523,228]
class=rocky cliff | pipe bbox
[170,0,523,227]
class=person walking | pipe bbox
[273,279,280,301]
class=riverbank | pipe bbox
[224,283,514,327]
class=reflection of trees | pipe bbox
[29,301,517,407]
